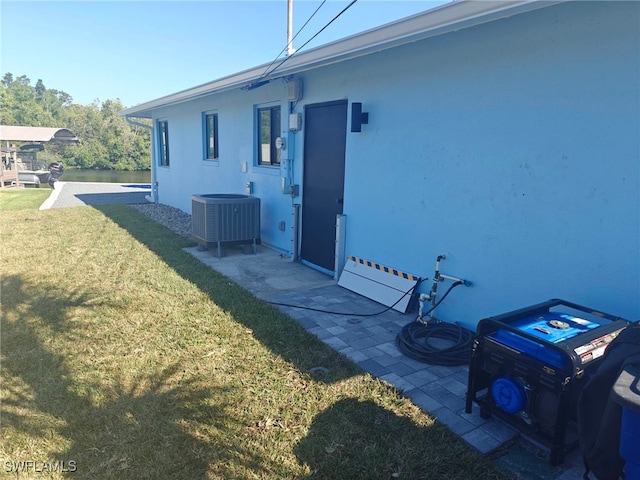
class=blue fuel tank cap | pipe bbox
[492,377,526,414]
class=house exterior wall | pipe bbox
[152,81,297,250]
[150,1,639,327]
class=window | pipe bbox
[204,113,219,160]
[157,120,170,166]
[257,106,281,166]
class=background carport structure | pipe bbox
[0,125,79,187]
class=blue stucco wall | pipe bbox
[152,1,639,326]
[151,81,297,252]
[337,1,639,325]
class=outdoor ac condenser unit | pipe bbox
[192,194,260,257]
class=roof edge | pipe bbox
[120,0,564,119]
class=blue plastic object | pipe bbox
[489,313,600,369]
[515,313,599,342]
[492,377,526,414]
[612,363,640,478]
[620,408,640,477]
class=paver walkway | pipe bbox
[188,245,587,480]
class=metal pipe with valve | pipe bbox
[418,254,472,324]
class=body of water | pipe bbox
[61,169,151,184]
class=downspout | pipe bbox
[125,116,157,204]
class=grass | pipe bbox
[0,187,52,211]
[0,189,512,479]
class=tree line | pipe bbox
[1,73,150,171]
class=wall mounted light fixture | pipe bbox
[350,102,369,132]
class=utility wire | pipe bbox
[260,0,327,79]
[259,0,359,80]
[268,277,423,317]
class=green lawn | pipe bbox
[0,187,51,211]
[0,190,511,479]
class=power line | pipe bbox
[259,0,359,81]
[260,0,328,79]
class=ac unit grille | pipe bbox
[192,194,260,247]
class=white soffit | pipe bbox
[120,0,562,118]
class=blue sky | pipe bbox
[1,1,448,107]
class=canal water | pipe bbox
[61,169,151,184]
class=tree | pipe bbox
[1,72,150,170]
[35,79,45,102]
[2,72,14,87]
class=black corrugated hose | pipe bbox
[395,281,475,366]
[396,321,474,366]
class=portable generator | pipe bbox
[465,299,629,465]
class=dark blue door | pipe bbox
[301,100,347,272]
